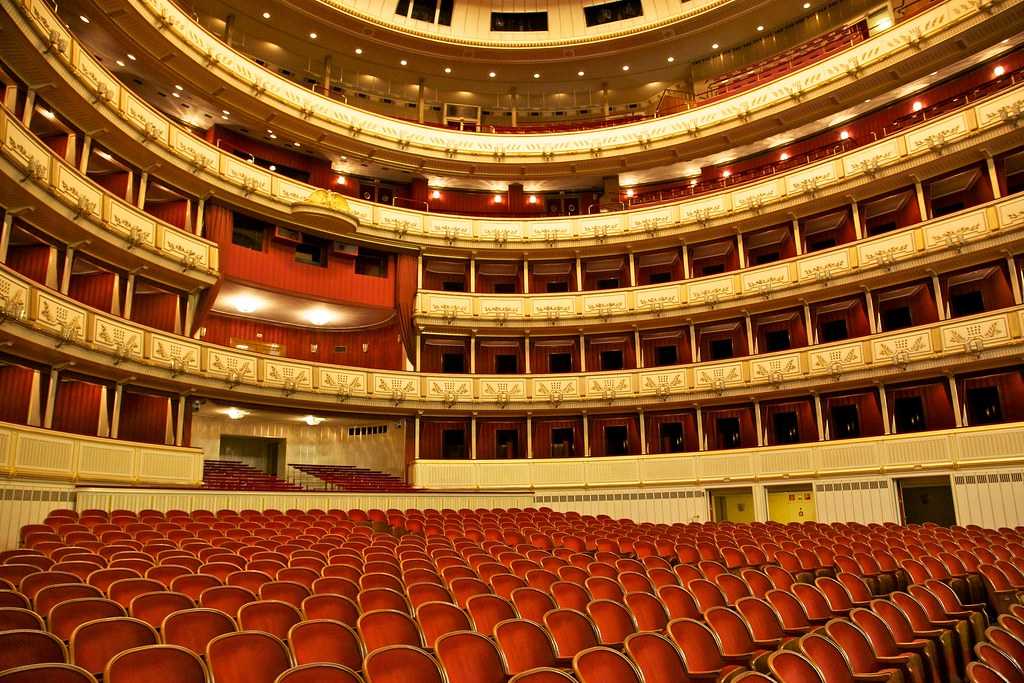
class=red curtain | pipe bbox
[476,420,527,460]
[814,298,871,339]
[824,391,885,438]
[529,262,577,293]
[530,338,579,374]
[762,399,819,444]
[753,310,808,350]
[6,245,51,286]
[585,335,636,372]
[476,340,524,374]
[132,290,180,333]
[888,382,956,431]
[961,370,1024,423]
[0,365,36,424]
[589,414,641,457]
[640,329,691,366]
[92,172,131,200]
[420,337,469,373]
[51,378,103,436]
[118,392,170,444]
[419,419,470,459]
[532,418,584,459]
[145,200,190,232]
[68,272,116,312]
[703,405,757,450]
[697,320,749,360]
[395,253,418,365]
[645,411,700,454]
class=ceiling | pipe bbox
[210,280,397,329]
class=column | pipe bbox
[136,172,149,209]
[64,133,77,168]
[524,337,531,374]
[931,272,946,320]
[681,242,691,278]
[526,415,533,459]
[0,212,12,263]
[864,287,878,334]
[744,312,755,355]
[582,414,591,457]
[470,416,477,460]
[850,199,863,240]
[194,198,206,237]
[1007,255,1022,305]
[985,153,1002,199]
[110,384,124,439]
[754,401,764,447]
[43,367,59,429]
[469,256,476,293]
[575,255,583,291]
[522,257,529,293]
[628,252,637,287]
[947,374,964,428]
[21,90,35,127]
[878,386,892,435]
[638,410,647,455]
[578,335,586,372]
[634,329,642,368]
[222,13,235,43]
[322,55,333,96]
[913,178,929,221]
[695,406,705,451]
[59,246,75,295]
[78,136,92,174]
[469,335,476,373]
[123,272,136,320]
[601,82,610,118]
[736,233,747,269]
[509,88,518,128]
[813,393,825,440]
[414,414,421,459]
[689,323,698,362]
[416,78,426,124]
[803,301,815,344]
[417,252,424,289]
[175,395,187,446]
[414,333,421,371]
[184,291,199,337]
[792,217,803,256]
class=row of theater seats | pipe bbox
[702,21,870,101]
[288,465,415,493]
[201,461,304,493]
[1,508,1023,682]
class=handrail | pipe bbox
[393,197,430,212]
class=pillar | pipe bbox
[813,393,825,440]
[123,272,136,320]
[582,415,591,457]
[681,242,691,278]
[803,301,815,344]
[194,198,206,237]
[744,312,755,355]
[526,415,534,459]
[736,233,747,269]
[59,246,75,295]
[634,329,642,368]
[322,55,333,96]
[689,322,698,362]
[184,291,199,337]
[417,252,424,289]
[864,287,877,334]
[695,406,705,451]
[110,384,124,439]
[913,178,929,221]
[43,367,59,429]
[78,135,92,174]
[469,335,476,373]
[175,395,187,446]
[1008,255,1022,305]
[947,374,964,428]
[878,386,891,435]
[792,217,803,256]
[522,257,529,293]
[137,172,149,209]
[414,414,421,459]
[638,410,647,455]
[0,212,12,263]
[524,337,531,374]
[628,252,637,287]
[575,255,583,291]
[223,14,235,44]
[414,333,421,371]
[985,154,1002,199]
[850,199,863,240]
[931,272,946,320]
[21,90,35,128]
[470,416,477,460]
[578,335,586,372]
[469,256,476,293]
[416,78,426,124]
[509,88,518,128]
[754,401,764,447]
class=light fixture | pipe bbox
[622,65,630,71]
[336,176,347,185]
[757,25,764,31]
[667,57,675,63]
[269,133,277,139]
[222,109,230,115]
[690,178,698,187]
[489,72,496,78]
[171,92,180,98]
[528,194,538,204]
[40,109,55,120]
[221,115,229,120]
[127,53,137,60]
[293,142,301,147]
[722,170,731,178]
[533,73,540,78]
[115,59,126,67]
[712,43,719,49]
[225,407,249,420]
[309,32,318,39]
[269,164,277,171]
[232,294,262,313]
[444,67,452,73]
[839,130,849,140]
[262,11,270,18]
[780,152,790,161]
[400,59,408,66]
[625,188,635,198]
[431,189,442,199]
[355,48,363,54]
[303,415,325,426]
[79,15,89,22]
[803,2,810,7]
[994,65,1006,77]
[97,150,113,161]
[577,71,585,77]
[912,100,923,112]
[306,309,333,326]
[493,194,503,203]
[877,17,892,29]
[175,84,184,91]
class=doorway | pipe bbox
[765,485,816,523]
[898,476,956,526]
[709,488,755,522]
[219,435,285,477]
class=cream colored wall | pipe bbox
[713,491,756,522]
[0,480,77,551]
[191,414,408,477]
[767,489,817,523]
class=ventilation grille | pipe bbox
[953,471,1024,485]
[536,490,704,503]
[348,425,389,437]
[814,480,890,492]
[0,488,76,502]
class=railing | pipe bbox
[393,197,430,212]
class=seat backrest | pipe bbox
[799,634,856,683]
[288,619,362,670]
[968,662,1016,683]
[161,608,236,655]
[849,609,900,657]
[104,644,206,683]
[510,587,556,623]
[705,606,756,656]
[623,631,688,683]
[836,573,872,603]
[49,598,126,641]
[0,629,67,670]
[623,591,669,632]
[466,593,517,636]
[736,597,785,641]
[301,594,359,626]
[237,600,302,639]
[986,628,1024,670]
[207,631,291,683]
[128,591,194,629]
[493,618,558,674]
[656,585,700,620]
[769,650,827,683]
[667,618,727,672]
[573,645,643,683]
[435,630,506,683]
[543,608,600,658]
[363,645,445,683]
[975,642,1024,683]
[0,663,97,683]
[793,584,832,620]
[274,663,363,683]
[358,609,422,651]
[416,601,471,648]
[69,617,158,677]
[199,585,256,617]
[507,668,575,683]
[741,570,774,599]
[868,600,916,642]
[586,599,637,646]
[824,618,880,674]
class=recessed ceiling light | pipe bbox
[127,53,136,60]
[232,295,262,313]
[757,25,764,30]
[268,164,276,171]
[293,142,301,147]
[174,84,184,91]
[221,115,229,119]
[994,65,1006,77]
[444,67,452,73]
[803,2,810,8]
[262,11,270,18]
[712,43,719,49]
[400,59,407,66]
[269,133,277,139]
[309,32,318,39]
[222,109,230,115]
[489,71,496,78]
[667,57,675,63]
[303,415,325,426]
[625,188,635,198]
[79,15,89,22]
[622,65,630,71]
[115,59,126,67]
[306,309,332,326]
[225,407,249,420]
[171,92,180,98]
[533,73,540,78]
[577,71,585,76]
[355,48,363,54]
[722,170,731,178]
